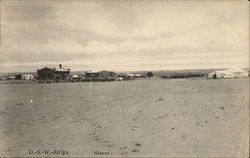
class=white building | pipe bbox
[22,74,34,80]
[72,74,79,79]
[207,68,248,79]
[8,76,15,80]
[135,74,141,78]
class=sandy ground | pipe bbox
[0,78,249,157]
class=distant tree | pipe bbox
[146,72,154,77]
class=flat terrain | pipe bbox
[0,78,249,157]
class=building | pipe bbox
[71,74,81,82]
[15,74,34,80]
[1,77,7,80]
[135,74,141,78]
[207,68,248,79]
[85,71,99,79]
[98,70,116,79]
[54,64,70,80]
[118,73,135,80]
[22,74,34,80]
[37,67,55,80]
[37,64,70,80]
[85,70,117,81]
[7,76,15,80]
[230,68,248,78]
[15,74,22,80]
[72,74,79,79]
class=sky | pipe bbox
[0,0,249,72]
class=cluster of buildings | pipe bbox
[1,74,35,81]
[1,65,248,82]
[0,64,147,82]
[207,68,249,79]
[36,64,145,82]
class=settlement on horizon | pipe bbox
[0,0,249,158]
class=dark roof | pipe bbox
[38,67,54,71]
[38,67,69,72]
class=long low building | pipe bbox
[85,71,99,79]
[207,68,248,79]
[14,74,34,80]
[85,70,116,81]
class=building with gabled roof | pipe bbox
[37,64,70,80]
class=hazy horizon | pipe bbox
[1,0,249,72]
[0,67,249,74]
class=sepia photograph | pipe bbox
[0,0,249,157]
